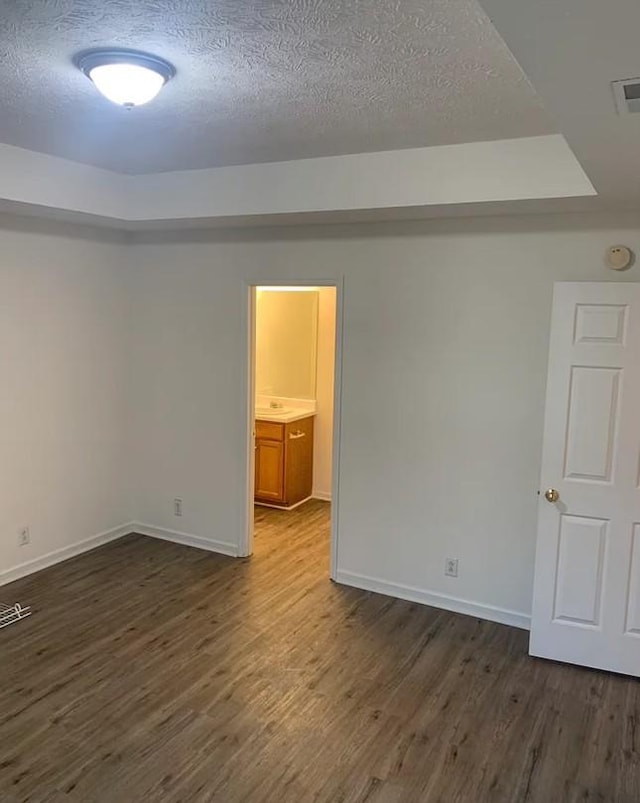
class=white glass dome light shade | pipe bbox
[76,49,175,108]
[88,63,165,106]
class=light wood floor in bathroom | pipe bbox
[2,499,639,802]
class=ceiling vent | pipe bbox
[612,78,640,115]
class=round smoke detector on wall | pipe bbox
[605,245,634,271]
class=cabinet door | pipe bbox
[284,417,314,505]
[255,439,284,501]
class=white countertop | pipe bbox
[255,408,316,424]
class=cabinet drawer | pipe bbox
[284,416,314,442]
[255,420,284,441]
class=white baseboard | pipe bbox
[335,570,531,631]
[0,522,135,587]
[312,492,332,502]
[255,496,314,512]
[2,523,527,632]
[1,520,239,587]
[131,522,239,558]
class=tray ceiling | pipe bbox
[0,0,554,174]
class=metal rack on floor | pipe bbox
[0,601,31,629]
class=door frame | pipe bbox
[240,277,345,580]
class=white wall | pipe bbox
[127,252,246,556]
[0,218,131,583]
[127,213,640,625]
[313,288,336,500]
[4,210,639,628]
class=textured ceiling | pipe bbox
[0,0,554,174]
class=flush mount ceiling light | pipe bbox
[76,49,175,108]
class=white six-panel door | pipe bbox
[530,282,640,676]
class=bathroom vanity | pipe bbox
[254,412,315,508]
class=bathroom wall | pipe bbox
[255,289,319,400]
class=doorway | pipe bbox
[242,281,342,577]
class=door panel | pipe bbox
[574,304,628,345]
[553,515,607,626]
[563,366,620,482]
[531,282,640,675]
[625,524,640,636]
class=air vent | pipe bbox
[612,78,640,115]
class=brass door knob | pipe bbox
[544,488,560,503]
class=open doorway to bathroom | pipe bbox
[244,283,341,577]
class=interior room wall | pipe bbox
[313,287,337,500]
[0,217,131,584]
[5,209,639,627]
[127,213,640,625]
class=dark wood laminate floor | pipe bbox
[1,499,639,802]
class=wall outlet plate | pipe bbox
[173,498,183,517]
[18,526,30,546]
[445,558,458,577]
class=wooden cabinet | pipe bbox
[254,416,314,508]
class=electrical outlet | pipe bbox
[18,526,30,547]
[445,558,458,578]
[173,498,183,517]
